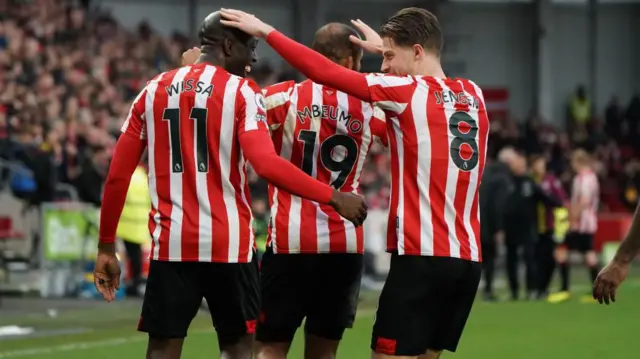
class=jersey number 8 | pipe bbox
[449,111,479,171]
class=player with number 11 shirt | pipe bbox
[220,7,489,358]
[94,12,367,359]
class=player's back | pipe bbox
[140,63,260,263]
[365,74,489,261]
[262,80,386,254]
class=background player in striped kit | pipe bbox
[93,11,367,359]
[257,23,387,359]
[548,149,600,304]
[220,7,489,359]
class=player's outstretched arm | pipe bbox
[239,131,367,226]
[593,203,640,304]
[95,133,145,302]
[219,9,371,102]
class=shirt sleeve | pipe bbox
[363,73,416,114]
[265,31,416,114]
[120,85,148,140]
[236,79,270,136]
[98,132,147,243]
[370,106,388,147]
[266,30,371,102]
[238,130,334,204]
[263,81,295,131]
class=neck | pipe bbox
[416,55,446,78]
[196,53,224,67]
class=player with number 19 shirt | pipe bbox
[264,79,386,254]
[255,23,387,357]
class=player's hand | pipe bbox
[94,243,121,302]
[219,8,275,38]
[349,19,383,55]
[182,47,201,66]
[593,259,629,305]
[330,190,368,227]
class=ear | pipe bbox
[223,38,233,57]
[412,44,424,59]
[345,56,354,71]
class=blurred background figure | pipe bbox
[530,154,567,298]
[549,149,600,303]
[115,162,150,297]
[479,147,513,301]
[503,151,562,301]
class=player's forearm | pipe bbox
[614,204,640,264]
[98,134,146,244]
[265,31,371,102]
[240,131,334,204]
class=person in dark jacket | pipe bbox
[530,154,567,298]
[504,152,562,301]
[479,147,515,301]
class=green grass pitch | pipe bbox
[1,279,639,359]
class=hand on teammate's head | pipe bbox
[219,8,274,38]
[349,19,383,55]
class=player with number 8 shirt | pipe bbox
[220,7,489,359]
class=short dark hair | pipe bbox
[311,23,362,63]
[380,7,443,54]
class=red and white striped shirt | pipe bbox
[263,80,387,254]
[121,63,269,263]
[365,74,489,262]
[570,170,599,234]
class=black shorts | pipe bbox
[371,254,481,356]
[138,258,259,342]
[257,246,363,342]
[563,232,594,253]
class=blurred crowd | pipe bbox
[0,0,639,238]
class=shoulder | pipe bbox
[365,73,415,86]
[263,80,296,97]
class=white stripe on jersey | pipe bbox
[390,115,405,253]
[195,65,216,261]
[221,77,241,262]
[146,75,163,261]
[458,80,481,262]
[270,84,299,253]
[336,90,358,253]
[434,78,461,259]
[167,66,190,260]
[413,78,434,256]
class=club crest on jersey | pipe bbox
[296,104,363,133]
[255,93,267,112]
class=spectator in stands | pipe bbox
[619,159,640,211]
[604,96,623,139]
[568,85,592,138]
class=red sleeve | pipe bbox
[266,31,371,102]
[263,81,295,130]
[239,130,334,204]
[370,107,388,147]
[98,133,146,243]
